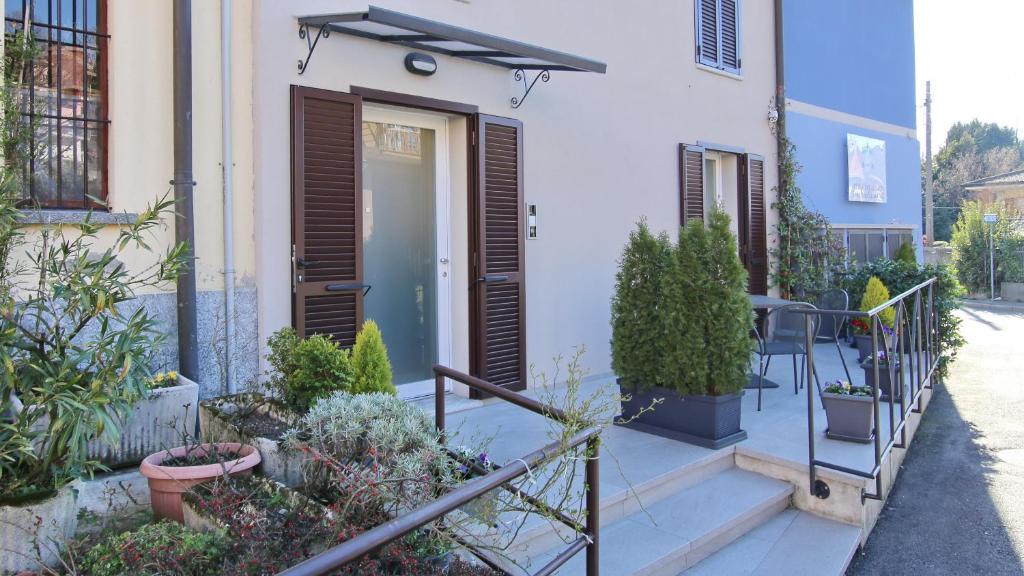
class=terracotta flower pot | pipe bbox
[139,442,261,522]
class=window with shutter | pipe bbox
[739,153,768,294]
[694,0,741,75]
[679,144,706,224]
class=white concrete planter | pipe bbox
[87,376,200,468]
[199,393,305,487]
[0,484,78,573]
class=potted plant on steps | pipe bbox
[861,349,904,403]
[822,380,876,443]
[614,211,754,449]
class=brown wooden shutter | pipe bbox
[679,144,706,224]
[470,114,526,394]
[740,153,768,295]
[291,86,364,347]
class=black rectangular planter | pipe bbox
[617,383,747,449]
[861,360,905,403]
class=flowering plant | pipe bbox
[148,370,180,390]
[850,318,870,335]
[822,380,873,397]
[452,447,496,481]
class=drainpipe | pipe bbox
[221,0,237,394]
[773,0,787,195]
[173,0,200,383]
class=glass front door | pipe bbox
[362,108,450,397]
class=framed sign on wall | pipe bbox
[847,134,887,203]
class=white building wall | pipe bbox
[252,0,779,385]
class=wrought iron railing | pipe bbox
[278,365,601,576]
[795,278,940,502]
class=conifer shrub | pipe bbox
[610,220,673,389]
[893,241,916,265]
[351,319,397,395]
[860,276,895,328]
[662,211,753,396]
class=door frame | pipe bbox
[362,106,453,398]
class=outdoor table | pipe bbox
[745,294,796,389]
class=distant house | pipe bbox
[964,168,1024,213]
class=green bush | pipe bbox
[671,210,753,396]
[0,197,187,500]
[894,241,917,265]
[840,259,964,379]
[351,320,396,395]
[287,335,355,412]
[997,234,1024,284]
[80,521,229,576]
[613,211,752,396]
[610,220,673,389]
[860,276,895,328]
[951,200,1020,294]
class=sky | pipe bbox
[915,0,1024,152]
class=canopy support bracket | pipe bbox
[511,68,551,109]
[297,22,330,74]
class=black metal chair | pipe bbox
[815,288,853,383]
[753,303,821,411]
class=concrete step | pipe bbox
[521,467,794,575]
[680,509,862,576]
[504,449,736,556]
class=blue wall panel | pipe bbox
[788,111,921,236]
[784,0,916,128]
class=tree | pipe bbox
[925,120,1023,241]
[951,200,1022,294]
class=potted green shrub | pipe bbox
[852,276,895,362]
[821,380,876,443]
[615,211,753,449]
[1,198,188,572]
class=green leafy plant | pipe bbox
[610,220,672,389]
[350,319,396,395]
[999,234,1024,284]
[893,241,917,265]
[951,200,1021,294]
[663,210,753,396]
[265,327,354,412]
[859,276,895,328]
[78,520,229,576]
[770,135,847,299]
[0,196,188,500]
[840,259,964,379]
[823,380,873,397]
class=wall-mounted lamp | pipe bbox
[405,52,437,76]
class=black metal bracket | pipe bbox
[510,68,551,109]
[813,479,831,500]
[297,23,331,75]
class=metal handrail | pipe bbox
[278,365,601,576]
[792,278,941,502]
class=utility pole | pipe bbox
[924,81,934,246]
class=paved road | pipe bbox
[848,304,1024,575]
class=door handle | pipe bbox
[296,257,319,269]
[325,283,373,297]
[477,274,509,283]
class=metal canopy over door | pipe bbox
[291,86,364,347]
[470,114,526,395]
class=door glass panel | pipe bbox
[362,122,437,386]
[703,157,717,221]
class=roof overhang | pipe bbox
[296,6,606,108]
